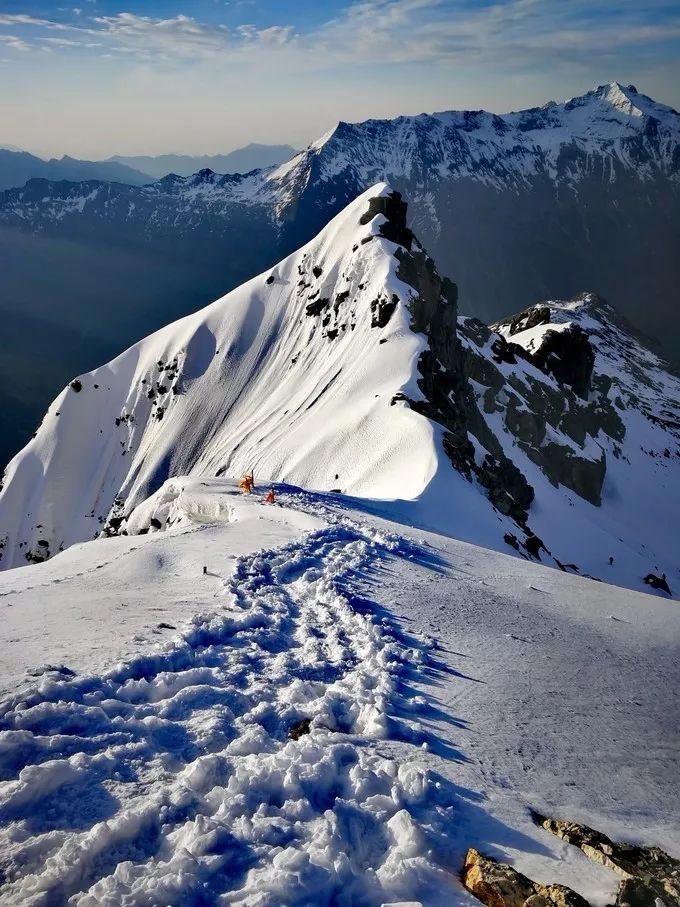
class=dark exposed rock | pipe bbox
[390,210,538,523]
[359,190,413,249]
[70,379,82,393]
[288,718,312,740]
[503,317,596,400]
[504,533,521,551]
[492,337,518,365]
[506,305,552,336]
[644,573,671,595]
[478,454,534,524]
[522,442,606,506]
[461,848,590,907]
[533,325,595,399]
[523,533,546,559]
[370,294,399,328]
[150,517,162,530]
[266,274,275,285]
[312,265,323,278]
[305,297,329,317]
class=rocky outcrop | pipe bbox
[461,849,590,907]
[523,442,606,506]
[644,573,672,595]
[505,305,552,337]
[526,324,595,400]
[532,814,680,907]
[359,190,414,249]
[395,239,470,465]
[498,304,596,399]
[394,228,535,524]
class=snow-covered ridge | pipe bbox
[0,184,435,566]
[1,187,678,598]
[268,82,680,196]
[2,82,677,233]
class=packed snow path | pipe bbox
[0,518,460,906]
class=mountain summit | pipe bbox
[1,185,678,597]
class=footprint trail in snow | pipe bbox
[0,519,457,905]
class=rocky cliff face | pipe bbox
[357,194,680,591]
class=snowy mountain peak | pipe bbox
[0,182,441,567]
[1,186,678,599]
[569,81,643,114]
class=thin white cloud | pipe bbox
[0,33,31,52]
[89,12,296,60]
[0,14,67,29]
[0,1,676,67]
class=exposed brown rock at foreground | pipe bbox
[461,849,590,907]
[532,814,680,906]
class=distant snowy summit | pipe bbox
[275,81,679,194]
[1,82,678,365]
[1,184,678,598]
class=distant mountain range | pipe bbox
[1,83,678,470]
[0,143,298,192]
[0,149,151,191]
[105,143,297,179]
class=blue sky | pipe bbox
[1,1,679,157]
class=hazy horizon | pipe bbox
[1,0,679,159]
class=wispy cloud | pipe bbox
[0,1,677,68]
[0,33,31,52]
[309,0,680,66]
[0,14,67,29]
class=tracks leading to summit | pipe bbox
[0,517,453,905]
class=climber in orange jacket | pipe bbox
[239,472,254,494]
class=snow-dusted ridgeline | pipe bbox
[0,185,440,564]
[0,183,678,599]
[2,81,680,477]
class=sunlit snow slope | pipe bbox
[0,185,443,567]
[0,184,678,599]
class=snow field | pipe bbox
[0,515,459,905]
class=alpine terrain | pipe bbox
[0,185,678,906]
[0,183,680,907]
[1,82,679,473]
[1,183,677,593]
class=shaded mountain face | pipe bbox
[269,82,680,360]
[107,144,297,179]
[0,149,151,191]
[1,82,679,467]
[1,186,677,600]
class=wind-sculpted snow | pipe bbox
[0,519,462,905]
